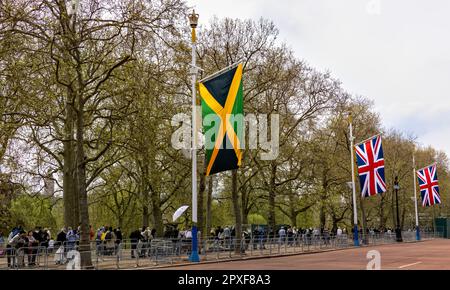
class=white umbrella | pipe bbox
[173,205,189,222]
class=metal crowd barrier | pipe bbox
[0,230,443,270]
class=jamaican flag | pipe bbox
[199,63,244,176]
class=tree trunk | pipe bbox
[432,207,436,233]
[143,135,163,237]
[241,184,248,226]
[320,173,328,232]
[267,162,277,238]
[242,206,249,226]
[150,194,163,237]
[118,216,123,231]
[142,204,149,229]
[290,214,297,229]
[391,190,396,229]
[75,101,92,269]
[379,195,385,230]
[319,197,326,232]
[401,206,406,230]
[141,164,150,229]
[288,192,297,227]
[184,212,190,229]
[231,170,242,254]
[332,218,338,234]
[206,175,213,238]
[242,212,249,226]
[63,99,78,228]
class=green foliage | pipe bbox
[247,214,267,225]
[210,200,234,227]
[9,195,57,231]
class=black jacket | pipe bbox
[129,230,143,242]
[115,230,123,242]
[56,231,67,244]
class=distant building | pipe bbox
[44,172,55,197]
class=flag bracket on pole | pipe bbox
[189,64,204,75]
[416,162,438,173]
[199,58,246,83]
[355,134,381,147]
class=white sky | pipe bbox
[187,0,450,157]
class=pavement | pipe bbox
[157,239,450,270]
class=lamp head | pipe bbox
[188,10,199,29]
[394,176,400,189]
[348,111,353,123]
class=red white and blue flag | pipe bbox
[355,135,387,197]
[417,164,441,207]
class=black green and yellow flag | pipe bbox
[199,63,244,176]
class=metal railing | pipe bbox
[0,230,442,270]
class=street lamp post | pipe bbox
[412,153,421,240]
[348,113,359,247]
[188,10,200,263]
[394,176,403,242]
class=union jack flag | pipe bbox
[417,164,441,207]
[355,135,387,197]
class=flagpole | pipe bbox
[412,152,420,240]
[189,10,200,263]
[349,113,359,247]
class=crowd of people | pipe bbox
[0,223,429,268]
[0,224,125,268]
[204,226,344,250]
[1,226,52,268]
[0,224,175,266]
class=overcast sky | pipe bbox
[187,0,450,159]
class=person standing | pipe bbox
[89,225,95,241]
[55,228,67,265]
[114,228,123,255]
[56,228,67,247]
[278,227,286,245]
[129,229,143,259]
[15,230,28,268]
[66,227,78,252]
[105,227,116,256]
[141,227,153,258]
[6,228,20,268]
[41,228,50,248]
[223,226,231,249]
[0,231,4,257]
[27,230,38,266]
[252,227,259,250]
[96,227,105,255]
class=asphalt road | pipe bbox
[160,239,450,270]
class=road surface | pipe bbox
[158,239,450,270]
